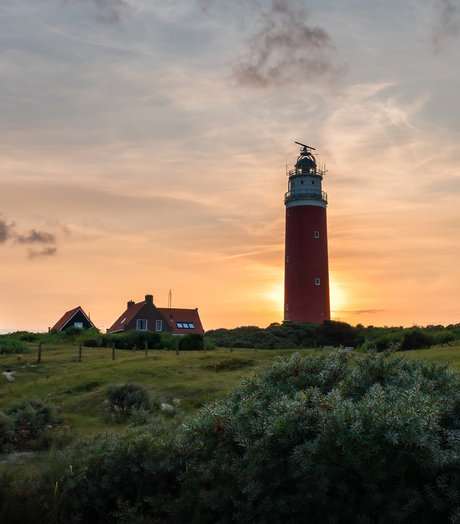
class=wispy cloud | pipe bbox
[0,213,60,258]
[430,0,460,52]
[16,229,56,244]
[199,0,343,87]
[64,0,130,24]
[27,247,57,259]
[0,217,15,244]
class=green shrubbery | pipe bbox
[16,351,460,523]
[0,399,59,452]
[0,335,30,354]
[106,383,152,417]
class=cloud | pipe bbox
[430,0,460,52]
[16,229,56,245]
[27,247,58,259]
[64,0,130,24]
[199,0,343,87]
[0,217,16,244]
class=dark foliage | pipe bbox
[22,351,460,523]
[178,333,204,351]
[106,383,151,416]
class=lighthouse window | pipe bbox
[314,231,320,238]
[315,278,321,286]
[286,303,289,311]
[311,180,315,185]
[286,255,289,263]
[287,210,290,217]
[301,180,304,185]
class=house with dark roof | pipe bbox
[158,307,204,335]
[51,306,96,332]
[107,294,204,335]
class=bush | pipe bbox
[174,351,460,523]
[0,335,30,354]
[40,425,180,523]
[106,384,151,416]
[106,330,162,350]
[401,327,435,350]
[5,399,55,443]
[178,333,204,351]
[23,352,460,522]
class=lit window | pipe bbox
[315,278,321,286]
[156,320,162,331]
[137,319,147,331]
[314,231,320,238]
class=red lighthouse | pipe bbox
[284,142,330,323]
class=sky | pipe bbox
[1,0,460,333]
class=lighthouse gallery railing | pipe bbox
[284,189,328,204]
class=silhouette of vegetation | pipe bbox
[10,350,460,523]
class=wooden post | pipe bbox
[203,338,207,354]
[145,341,148,356]
[78,343,82,362]
[38,342,42,364]
[176,337,179,355]
[112,343,115,361]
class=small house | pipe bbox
[51,306,96,332]
[107,294,204,334]
[158,307,204,335]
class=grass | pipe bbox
[0,344,312,437]
[1,342,460,440]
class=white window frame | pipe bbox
[136,319,148,331]
[315,278,321,286]
[156,319,162,332]
[314,231,320,238]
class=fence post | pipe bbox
[145,341,148,356]
[176,337,179,355]
[112,343,115,361]
[38,342,42,364]
[78,343,82,362]
[203,338,207,354]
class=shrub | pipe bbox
[25,352,460,523]
[178,333,204,351]
[0,335,30,354]
[174,351,460,523]
[41,425,180,523]
[6,399,55,442]
[0,412,14,452]
[106,330,162,350]
[106,384,151,416]
[401,327,435,350]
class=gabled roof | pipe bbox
[158,307,204,335]
[51,306,95,332]
[107,302,146,333]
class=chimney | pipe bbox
[145,294,153,305]
[127,300,135,309]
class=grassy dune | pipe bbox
[0,345,310,436]
[1,343,460,438]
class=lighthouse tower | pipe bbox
[284,142,330,323]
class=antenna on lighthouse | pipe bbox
[168,289,172,308]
